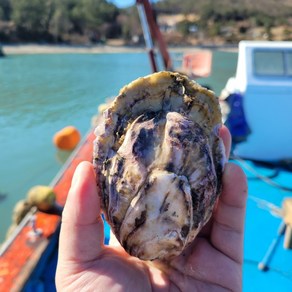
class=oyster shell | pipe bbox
[93,71,226,261]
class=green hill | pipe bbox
[0,0,291,44]
[152,0,292,44]
[155,0,292,17]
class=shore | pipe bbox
[1,44,238,55]
[2,44,146,55]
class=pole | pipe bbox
[137,2,158,72]
[136,0,173,71]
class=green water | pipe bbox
[0,50,237,242]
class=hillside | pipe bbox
[0,0,291,45]
[152,0,292,45]
[155,0,292,17]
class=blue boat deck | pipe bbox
[238,159,292,291]
[22,159,292,291]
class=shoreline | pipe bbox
[2,44,146,55]
[1,44,238,55]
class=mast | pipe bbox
[136,0,172,72]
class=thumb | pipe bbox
[58,161,104,264]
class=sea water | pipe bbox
[0,50,237,242]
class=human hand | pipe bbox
[56,126,247,291]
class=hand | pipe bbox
[56,126,247,291]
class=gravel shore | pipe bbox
[2,44,237,55]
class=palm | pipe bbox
[56,127,247,291]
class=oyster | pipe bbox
[93,71,226,261]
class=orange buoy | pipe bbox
[53,126,81,150]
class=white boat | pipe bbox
[223,41,292,162]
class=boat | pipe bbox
[222,41,292,162]
[0,129,111,291]
[222,40,292,290]
[1,1,292,291]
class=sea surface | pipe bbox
[0,50,237,242]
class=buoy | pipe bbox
[6,200,32,239]
[53,126,81,150]
[12,200,32,225]
[27,185,56,212]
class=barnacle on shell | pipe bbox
[93,71,226,261]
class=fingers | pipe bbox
[211,163,248,263]
[219,125,231,160]
[198,125,232,238]
[58,161,104,264]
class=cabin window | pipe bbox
[287,52,292,75]
[254,51,285,76]
[254,50,292,77]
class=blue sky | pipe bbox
[109,0,135,8]
[109,0,158,8]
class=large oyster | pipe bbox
[93,71,225,261]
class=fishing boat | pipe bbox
[222,40,292,291]
[222,41,292,161]
[1,1,292,291]
[0,129,111,291]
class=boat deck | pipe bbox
[238,159,292,291]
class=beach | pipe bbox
[2,44,146,55]
[2,44,238,55]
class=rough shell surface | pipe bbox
[93,71,226,261]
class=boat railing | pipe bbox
[49,127,94,188]
[0,127,95,257]
[0,207,37,256]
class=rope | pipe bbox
[245,258,292,280]
[231,155,292,192]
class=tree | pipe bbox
[75,0,119,38]
[9,0,120,42]
[118,6,142,42]
[0,0,11,21]
[60,0,119,41]
[11,0,53,39]
[49,0,77,40]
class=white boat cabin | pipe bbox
[224,41,292,161]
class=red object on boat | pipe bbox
[0,130,95,291]
[180,51,213,79]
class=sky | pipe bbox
[109,0,158,8]
[109,0,135,8]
